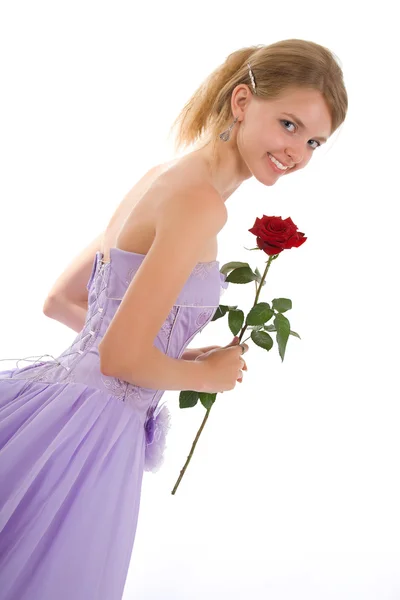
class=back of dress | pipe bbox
[0,245,228,600]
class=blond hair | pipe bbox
[170,39,348,153]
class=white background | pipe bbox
[0,1,399,599]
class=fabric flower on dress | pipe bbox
[144,403,172,473]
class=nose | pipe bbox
[285,145,304,166]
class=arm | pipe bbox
[121,344,223,390]
[43,297,88,333]
[43,232,104,322]
[43,233,104,310]
[99,183,227,392]
[102,345,208,392]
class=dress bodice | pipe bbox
[4,247,229,423]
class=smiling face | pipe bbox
[232,86,333,185]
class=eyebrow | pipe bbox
[283,112,328,143]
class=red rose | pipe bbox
[248,215,307,256]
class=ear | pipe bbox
[230,84,253,121]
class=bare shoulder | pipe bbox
[156,179,227,235]
[105,163,164,227]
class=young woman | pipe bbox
[0,39,348,599]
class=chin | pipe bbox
[253,171,279,187]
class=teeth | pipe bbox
[268,153,288,170]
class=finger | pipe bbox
[207,345,222,352]
[225,338,240,348]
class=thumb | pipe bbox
[226,336,240,347]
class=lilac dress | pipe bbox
[0,247,228,600]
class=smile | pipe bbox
[267,152,289,172]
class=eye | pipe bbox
[308,139,321,150]
[281,119,296,133]
[281,120,321,150]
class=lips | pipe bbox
[267,152,291,168]
[267,153,288,174]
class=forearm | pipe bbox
[102,344,207,392]
[43,296,88,333]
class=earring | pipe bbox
[219,116,239,142]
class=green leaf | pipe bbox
[199,392,217,410]
[274,313,291,361]
[211,304,229,322]
[246,302,274,326]
[250,329,273,351]
[289,330,301,339]
[179,390,199,408]
[226,266,259,284]
[220,261,249,276]
[254,267,266,286]
[272,298,292,313]
[228,308,244,335]
[264,324,301,339]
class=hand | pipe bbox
[197,344,225,354]
[195,338,249,393]
[182,338,248,383]
[203,335,247,383]
[181,345,223,361]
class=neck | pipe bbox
[179,131,253,202]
